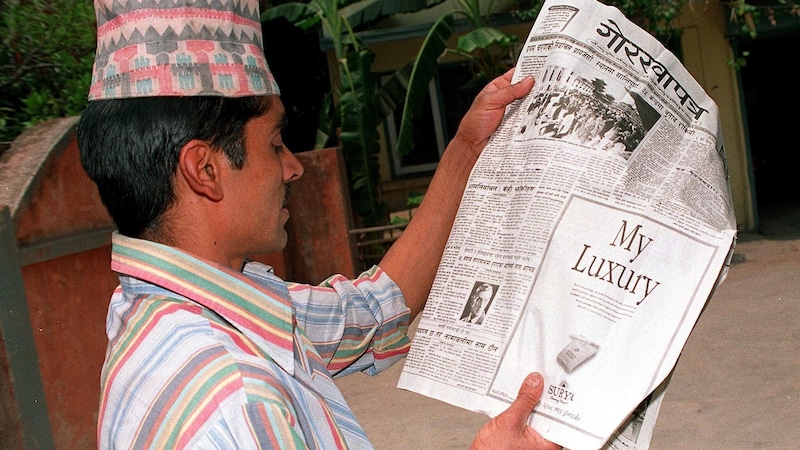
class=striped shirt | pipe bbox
[99,233,411,449]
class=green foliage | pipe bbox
[728,50,749,69]
[406,190,424,207]
[389,215,409,225]
[0,0,96,141]
[397,0,520,158]
[388,190,424,225]
[723,0,800,39]
[337,47,387,225]
[262,0,447,226]
[396,14,455,159]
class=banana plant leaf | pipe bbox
[337,47,387,226]
[339,0,446,28]
[394,13,454,159]
[375,61,413,118]
[264,0,448,35]
[260,3,321,31]
[395,15,520,159]
[456,26,517,52]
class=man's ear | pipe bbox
[178,139,224,201]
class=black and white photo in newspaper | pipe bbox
[397,0,737,448]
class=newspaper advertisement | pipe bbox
[396,0,738,448]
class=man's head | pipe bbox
[470,296,484,315]
[78,0,306,267]
[78,95,271,239]
[471,283,494,313]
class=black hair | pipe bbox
[77,95,272,238]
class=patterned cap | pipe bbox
[89,0,280,100]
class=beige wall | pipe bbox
[676,2,754,230]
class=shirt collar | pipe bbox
[110,232,295,374]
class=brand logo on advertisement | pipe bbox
[548,384,575,403]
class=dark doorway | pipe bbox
[262,17,331,153]
[738,31,800,234]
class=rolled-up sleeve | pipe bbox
[287,266,411,377]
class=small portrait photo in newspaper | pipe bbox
[458,281,498,325]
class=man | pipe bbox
[78,0,560,448]
[460,283,494,324]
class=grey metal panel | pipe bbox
[18,226,115,266]
[0,206,55,449]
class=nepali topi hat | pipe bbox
[89,0,280,100]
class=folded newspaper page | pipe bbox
[396,0,738,448]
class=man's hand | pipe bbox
[471,373,562,450]
[452,67,535,161]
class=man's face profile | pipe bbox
[471,295,483,313]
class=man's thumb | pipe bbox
[506,372,545,420]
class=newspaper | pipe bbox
[396,0,738,448]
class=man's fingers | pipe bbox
[509,75,535,98]
[470,372,562,450]
[506,372,545,421]
[485,66,517,91]
[478,74,535,113]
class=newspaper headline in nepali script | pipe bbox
[396,0,738,448]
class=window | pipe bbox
[382,62,476,177]
[383,77,445,176]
